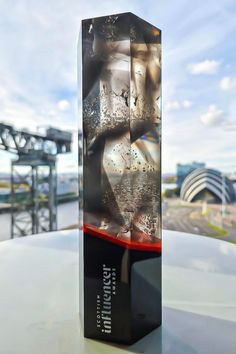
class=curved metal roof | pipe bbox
[180,168,235,203]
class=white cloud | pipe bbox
[166,100,193,111]
[224,123,236,131]
[220,76,236,91]
[200,105,225,126]
[0,0,235,175]
[166,100,180,111]
[187,60,220,75]
[57,99,70,111]
[163,104,236,174]
[182,100,193,108]
[0,85,8,100]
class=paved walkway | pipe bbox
[163,199,236,244]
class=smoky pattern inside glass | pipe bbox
[82,13,161,243]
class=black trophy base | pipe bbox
[83,230,162,345]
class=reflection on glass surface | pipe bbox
[82,14,161,245]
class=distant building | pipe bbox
[180,168,235,204]
[177,162,205,187]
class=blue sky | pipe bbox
[0,0,236,174]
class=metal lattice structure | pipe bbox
[0,123,72,238]
[0,123,71,156]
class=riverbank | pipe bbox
[0,194,78,214]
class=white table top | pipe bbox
[0,229,235,354]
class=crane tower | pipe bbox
[0,123,72,238]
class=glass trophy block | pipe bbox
[80,12,162,344]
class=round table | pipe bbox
[0,230,235,354]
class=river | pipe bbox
[0,201,79,242]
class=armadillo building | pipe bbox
[180,168,235,204]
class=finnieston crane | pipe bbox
[0,123,72,238]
